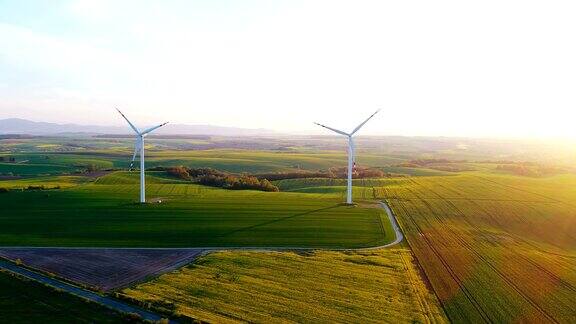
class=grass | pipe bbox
[0,162,80,176]
[381,166,454,176]
[0,175,92,189]
[374,173,576,323]
[0,171,394,248]
[5,144,574,322]
[275,177,407,191]
[0,269,126,323]
[141,150,402,172]
[121,248,447,323]
[1,147,405,175]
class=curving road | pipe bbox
[0,201,403,252]
[0,201,403,322]
[360,201,404,250]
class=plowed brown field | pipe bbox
[0,248,203,291]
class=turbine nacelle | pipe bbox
[314,109,379,138]
[141,122,169,136]
[314,109,380,204]
[116,108,169,137]
[116,108,168,203]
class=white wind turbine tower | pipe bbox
[315,110,380,205]
[116,108,168,203]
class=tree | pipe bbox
[86,164,99,172]
[167,166,191,180]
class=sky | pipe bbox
[0,0,575,138]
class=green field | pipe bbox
[1,149,403,175]
[121,248,447,323]
[215,173,575,322]
[0,175,92,189]
[0,171,394,248]
[374,174,576,323]
[0,270,126,323]
[2,140,576,323]
[0,161,81,175]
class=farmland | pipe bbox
[0,270,127,323]
[0,175,92,189]
[121,248,447,323]
[0,248,204,291]
[0,171,395,248]
[5,135,564,176]
[374,174,576,323]
[0,140,403,175]
[230,173,576,322]
[1,136,576,323]
[3,0,576,321]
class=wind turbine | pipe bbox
[116,108,168,203]
[315,110,379,205]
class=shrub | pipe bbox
[256,167,384,181]
[159,166,280,192]
[166,166,191,180]
[123,312,143,322]
[198,173,279,192]
[26,185,46,190]
[187,167,227,178]
[86,164,100,172]
[495,163,562,177]
[147,166,166,171]
[328,166,385,179]
[255,171,333,181]
[0,188,8,193]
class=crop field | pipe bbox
[0,269,126,323]
[0,161,81,175]
[1,148,403,175]
[121,248,447,323]
[0,248,204,291]
[0,171,394,248]
[274,177,417,201]
[275,177,411,191]
[0,175,92,189]
[144,149,405,172]
[372,174,576,323]
[3,138,575,322]
[268,173,576,322]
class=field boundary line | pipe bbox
[0,259,175,323]
[399,184,492,323]
[0,202,403,252]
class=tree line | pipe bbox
[161,165,392,192]
[255,166,387,181]
[165,166,279,192]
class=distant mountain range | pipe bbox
[0,118,277,136]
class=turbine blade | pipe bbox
[129,139,141,171]
[140,122,169,135]
[351,109,380,135]
[314,122,349,136]
[116,108,140,134]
